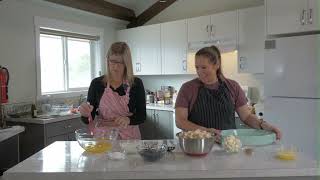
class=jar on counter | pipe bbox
[164,91,171,105]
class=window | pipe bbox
[39,30,98,95]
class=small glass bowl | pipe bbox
[75,128,118,154]
[137,143,167,162]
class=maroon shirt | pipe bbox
[175,78,247,112]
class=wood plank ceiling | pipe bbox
[44,0,177,28]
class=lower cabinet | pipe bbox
[7,117,85,161]
[0,135,19,175]
[140,109,174,140]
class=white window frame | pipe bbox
[34,16,104,99]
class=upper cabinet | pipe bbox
[161,20,191,74]
[266,0,319,35]
[187,15,211,42]
[187,10,237,42]
[117,24,161,75]
[117,28,140,74]
[238,6,264,73]
[307,0,319,32]
[210,11,238,41]
[117,8,264,75]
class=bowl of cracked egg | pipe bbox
[75,128,118,154]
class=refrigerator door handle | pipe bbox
[308,8,313,25]
[301,9,306,25]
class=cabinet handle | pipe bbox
[308,8,313,25]
[210,25,216,39]
[301,9,306,25]
[206,25,209,32]
[182,60,187,71]
[136,62,141,72]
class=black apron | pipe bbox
[188,78,236,130]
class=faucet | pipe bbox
[78,94,87,106]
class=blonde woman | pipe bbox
[79,42,146,140]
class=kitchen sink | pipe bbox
[36,114,61,119]
[0,126,13,133]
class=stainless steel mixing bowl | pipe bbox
[177,132,215,156]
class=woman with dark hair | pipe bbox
[175,45,281,139]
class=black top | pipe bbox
[81,76,146,125]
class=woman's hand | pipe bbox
[271,126,282,140]
[78,102,93,117]
[261,122,282,140]
[114,116,130,128]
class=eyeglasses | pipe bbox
[108,59,124,65]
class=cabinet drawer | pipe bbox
[45,121,68,138]
[65,118,85,133]
[46,134,68,145]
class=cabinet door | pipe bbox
[210,10,237,41]
[161,20,188,74]
[139,109,156,140]
[266,0,308,35]
[117,29,141,74]
[306,0,320,31]
[155,110,174,139]
[45,121,67,138]
[46,134,68,145]
[66,118,86,133]
[238,6,264,73]
[137,24,161,75]
[187,15,211,42]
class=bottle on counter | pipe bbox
[172,90,178,105]
[31,102,37,118]
[164,90,171,105]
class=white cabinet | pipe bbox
[117,28,140,74]
[187,15,211,42]
[187,10,237,42]
[238,6,264,73]
[266,0,319,35]
[161,20,191,74]
[307,0,320,31]
[137,24,161,75]
[117,24,161,75]
[210,11,237,41]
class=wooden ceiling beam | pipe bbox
[44,0,136,21]
[127,0,177,28]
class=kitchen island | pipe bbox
[2,141,319,180]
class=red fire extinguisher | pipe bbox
[0,66,9,103]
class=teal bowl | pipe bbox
[221,129,276,146]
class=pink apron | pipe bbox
[88,82,141,140]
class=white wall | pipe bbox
[0,0,126,103]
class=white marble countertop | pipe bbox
[3,141,318,180]
[146,103,175,112]
[0,125,25,142]
[5,114,81,124]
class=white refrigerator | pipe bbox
[264,34,319,158]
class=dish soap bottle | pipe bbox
[31,102,37,118]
